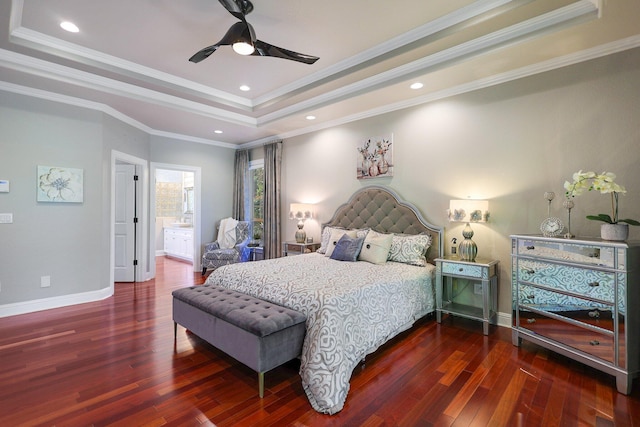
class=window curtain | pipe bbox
[263,140,282,259]
[232,149,248,220]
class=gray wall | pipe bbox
[281,47,640,317]
[0,93,235,312]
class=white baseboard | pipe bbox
[0,287,113,318]
[497,311,512,329]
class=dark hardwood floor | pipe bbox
[1,257,638,426]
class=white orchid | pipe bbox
[564,170,638,226]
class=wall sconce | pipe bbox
[289,203,314,243]
[448,199,490,261]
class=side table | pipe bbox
[435,256,499,335]
[282,241,320,256]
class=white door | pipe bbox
[114,164,136,282]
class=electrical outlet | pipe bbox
[41,276,51,288]
[474,284,483,295]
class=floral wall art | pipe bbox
[357,134,393,179]
[37,166,84,203]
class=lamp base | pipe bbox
[458,238,477,261]
[295,221,306,243]
[458,223,477,261]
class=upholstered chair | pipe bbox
[201,221,251,275]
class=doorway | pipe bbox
[110,151,148,288]
[150,163,201,278]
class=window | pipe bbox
[248,160,264,243]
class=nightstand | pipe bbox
[282,241,320,256]
[435,256,498,335]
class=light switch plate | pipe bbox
[0,213,13,223]
[0,180,8,192]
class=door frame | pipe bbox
[150,162,202,276]
[110,151,149,289]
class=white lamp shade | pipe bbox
[448,200,489,223]
[289,203,314,221]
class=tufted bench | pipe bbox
[172,284,306,397]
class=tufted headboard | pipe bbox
[323,185,444,263]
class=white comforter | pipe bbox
[205,253,435,414]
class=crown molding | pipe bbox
[256,0,599,125]
[241,34,640,149]
[0,48,257,127]
[252,0,520,107]
[0,80,236,149]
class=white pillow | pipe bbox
[359,232,393,264]
[325,229,358,257]
[317,226,342,254]
[387,234,432,266]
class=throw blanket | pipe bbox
[217,217,238,249]
[205,253,435,414]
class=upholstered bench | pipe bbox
[172,284,306,397]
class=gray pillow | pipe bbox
[330,234,365,262]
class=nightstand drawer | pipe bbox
[441,261,484,279]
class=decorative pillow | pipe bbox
[317,226,342,254]
[330,234,365,262]
[359,232,393,264]
[387,234,432,267]
[355,228,370,239]
[324,229,358,257]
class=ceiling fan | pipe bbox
[189,0,319,65]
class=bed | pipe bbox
[204,185,443,414]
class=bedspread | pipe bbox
[205,253,435,414]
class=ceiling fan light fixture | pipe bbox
[232,41,255,55]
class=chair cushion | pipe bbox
[203,248,239,261]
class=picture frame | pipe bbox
[357,134,393,179]
[37,166,84,203]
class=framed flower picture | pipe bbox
[357,134,393,179]
[37,166,84,203]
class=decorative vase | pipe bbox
[377,158,389,175]
[361,159,371,177]
[368,163,379,177]
[600,223,628,241]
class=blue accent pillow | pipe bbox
[330,234,365,262]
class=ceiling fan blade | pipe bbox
[217,0,253,21]
[189,44,220,63]
[189,22,249,63]
[252,40,319,65]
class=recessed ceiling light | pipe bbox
[410,82,423,90]
[305,115,316,120]
[60,21,79,33]
[239,85,250,91]
[214,130,223,134]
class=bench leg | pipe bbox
[258,372,264,398]
[174,322,177,340]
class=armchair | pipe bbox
[201,221,251,275]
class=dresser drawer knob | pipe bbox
[527,318,536,324]
[588,281,600,288]
[526,245,535,250]
[526,294,535,299]
[588,310,600,318]
[590,340,600,346]
[523,268,535,275]
[459,267,464,272]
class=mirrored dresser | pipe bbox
[511,234,640,394]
